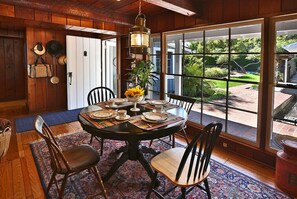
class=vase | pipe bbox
[138,95,147,105]
[127,96,143,111]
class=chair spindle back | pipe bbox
[168,94,196,114]
[34,115,71,172]
[175,122,222,182]
[87,86,115,105]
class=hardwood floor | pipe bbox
[0,112,279,198]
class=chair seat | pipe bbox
[151,148,210,187]
[58,144,100,173]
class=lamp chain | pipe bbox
[138,0,141,15]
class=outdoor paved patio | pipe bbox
[189,83,297,149]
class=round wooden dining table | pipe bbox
[78,103,188,183]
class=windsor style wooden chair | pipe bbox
[34,115,108,199]
[146,122,222,199]
[149,93,196,148]
[87,86,115,155]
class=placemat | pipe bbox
[97,101,134,109]
[80,111,124,129]
[129,113,184,131]
[140,102,179,111]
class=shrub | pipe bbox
[205,67,228,78]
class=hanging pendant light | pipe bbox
[129,0,151,54]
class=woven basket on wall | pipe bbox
[0,118,11,159]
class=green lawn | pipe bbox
[211,74,260,88]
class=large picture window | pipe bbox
[163,22,262,144]
[270,18,297,150]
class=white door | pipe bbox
[66,35,102,110]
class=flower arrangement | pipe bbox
[124,86,145,98]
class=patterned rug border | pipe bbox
[29,131,293,198]
[29,131,94,199]
[30,143,50,198]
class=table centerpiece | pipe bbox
[124,86,144,111]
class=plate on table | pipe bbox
[113,98,128,105]
[105,104,118,108]
[142,112,168,123]
[141,115,167,124]
[89,109,116,120]
[138,100,147,104]
[115,115,131,121]
[148,100,169,106]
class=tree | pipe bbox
[182,37,262,98]
[187,37,261,74]
[216,38,261,73]
[188,38,261,73]
[276,35,297,53]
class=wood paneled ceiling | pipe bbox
[0,0,199,34]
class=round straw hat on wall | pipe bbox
[57,55,67,65]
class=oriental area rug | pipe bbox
[30,132,292,199]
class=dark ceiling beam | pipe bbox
[0,0,134,26]
[143,0,198,16]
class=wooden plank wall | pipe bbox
[26,28,101,113]
[0,2,129,113]
[26,27,67,113]
[0,2,128,35]
[147,0,297,33]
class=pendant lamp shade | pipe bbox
[129,1,151,54]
